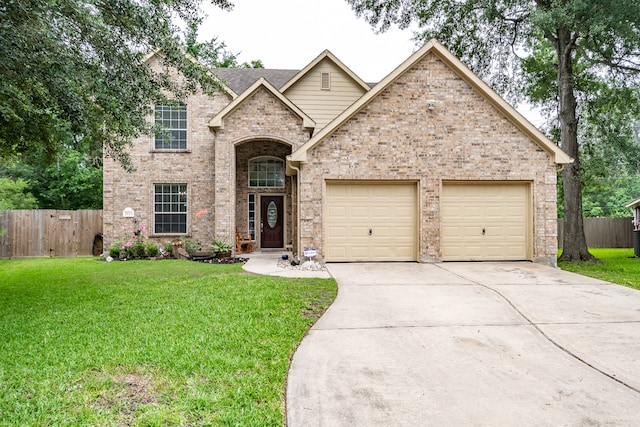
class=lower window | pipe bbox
[154,184,187,234]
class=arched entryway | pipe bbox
[235,140,293,250]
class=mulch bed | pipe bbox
[192,255,248,264]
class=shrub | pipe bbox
[146,244,158,257]
[131,241,146,258]
[113,224,147,259]
[183,238,202,257]
[109,246,120,258]
[164,243,173,256]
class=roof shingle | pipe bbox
[213,68,300,94]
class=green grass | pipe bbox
[558,248,640,290]
[0,258,337,426]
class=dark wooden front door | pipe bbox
[260,195,284,248]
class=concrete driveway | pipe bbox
[286,262,640,426]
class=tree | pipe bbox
[0,0,234,171]
[184,21,264,69]
[346,0,640,261]
[0,177,38,210]
[579,90,640,218]
[1,148,103,209]
[524,44,640,219]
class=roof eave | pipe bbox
[626,198,640,209]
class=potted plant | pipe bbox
[212,239,233,259]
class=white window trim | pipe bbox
[153,183,188,235]
[248,156,285,188]
[154,103,188,151]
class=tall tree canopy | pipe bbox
[184,21,264,69]
[0,0,233,171]
[347,0,640,261]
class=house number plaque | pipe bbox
[122,207,134,218]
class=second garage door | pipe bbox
[441,182,531,261]
[325,182,417,262]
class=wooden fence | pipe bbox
[0,210,103,258]
[558,217,634,248]
[0,211,633,257]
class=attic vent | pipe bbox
[321,72,331,90]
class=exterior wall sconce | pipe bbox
[426,99,439,111]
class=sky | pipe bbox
[199,0,418,83]
[199,0,543,125]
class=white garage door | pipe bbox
[325,182,417,262]
[441,183,531,261]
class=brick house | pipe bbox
[103,39,571,266]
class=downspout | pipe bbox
[290,163,301,258]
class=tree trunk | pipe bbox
[555,28,594,262]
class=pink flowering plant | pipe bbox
[109,222,156,259]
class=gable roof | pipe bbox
[143,49,237,98]
[289,39,572,165]
[208,77,315,130]
[213,68,300,94]
[280,49,371,93]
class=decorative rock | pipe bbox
[278,258,327,272]
[176,247,190,260]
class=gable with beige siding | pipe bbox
[284,57,369,131]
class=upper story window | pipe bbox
[249,157,285,188]
[154,103,187,150]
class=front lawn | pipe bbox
[0,258,336,426]
[558,248,640,290]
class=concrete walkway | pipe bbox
[287,262,640,426]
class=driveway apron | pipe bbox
[286,262,640,426]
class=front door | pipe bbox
[260,195,284,248]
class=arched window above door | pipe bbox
[249,157,285,188]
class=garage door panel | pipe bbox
[395,226,413,238]
[326,247,347,259]
[350,185,370,197]
[326,225,347,238]
[394,206,414,217]
[350,206,369,218]
[326,183,417,262]
[441,183,530,261]
[327,206,347,216]
[350,246,370,258]
[372,207,392,219]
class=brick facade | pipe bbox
[103,82,311,252]
[299,53,559,265]
[103,89,230,250]
[103,43,564,265]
